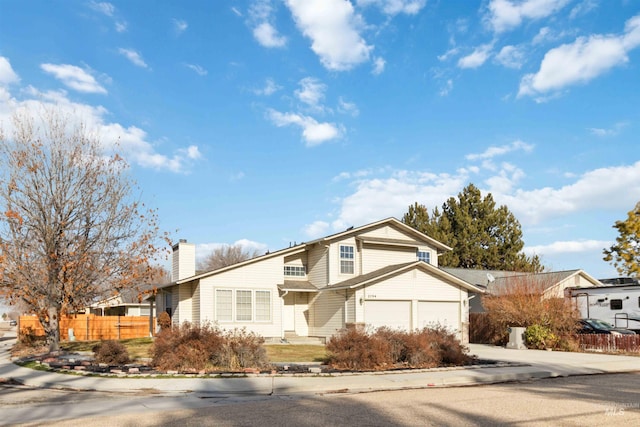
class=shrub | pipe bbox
[152,322,224,372]
[482,274,581,348]
[326,327,392,370]
[524,324,557,350]
[326,326,472,371]
[93,340,130,365]
[157,311,172,330]
[216,328,269,370]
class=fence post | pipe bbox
[117,315,121,340]
[86,316,90,341]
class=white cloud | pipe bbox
[356,0,427,16]
[117,48,149,68]
[88,1,114,17]
[321,159,640,240]
[485,0,571,33]
[326,170,469,232]
[588,122,627,137]
[519,14,640,98]
[303,220,330,238]
[338,97,359,117]
[253,22,287,48]
[115,21,127,33]
[524,239,611,256]
[0,80,201,173]
[372,57,386,75]
[249,0,287,48]
[185,64,208,76]
[0,57,20,85]
[254,78,281,96]
[231,7,242,17]
[174,19,188,35]
[466,140,534,161]
[266,109,342,146]
[439,79,453,96]
[295,77,326,109]
[457,44,493,69]
[495,45,525,69]
[40,63,107,94]
[196,239,269,262]
[88,1,127,33]
[285,0,373,71]
[498,161,640,224]
[569,0,599,20]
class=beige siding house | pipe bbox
[157,218,484,343]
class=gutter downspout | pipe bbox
[281,290,289,341]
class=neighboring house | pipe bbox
[157,218,485,343]
[450,269,602,314]
[443,268,529,313]
[88,288,157,317]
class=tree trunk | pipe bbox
[46,306,60,353]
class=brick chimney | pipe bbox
[172,239,196,282]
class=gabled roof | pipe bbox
[305,217,452,252]
[486,269,602,294]
[325,261,484,293]
[443,268,528,289]
[176,217,450,284]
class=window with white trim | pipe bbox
[215,289,273,322]
[340,245,355,274]
[215,289,232,321]
[236,290,252,321]
[284,265,306,277]
[417,250,430,264]
[255,291,271,321]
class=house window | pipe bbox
[236,290,253,321]
[340,245,355,274]
[255,291,271,321]
[284,265,306,277]
[417,250,430,264]
[610,299,623,310]
[215,290,233,321]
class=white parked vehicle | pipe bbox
[568,283,640,333]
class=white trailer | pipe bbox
[568,284,640,332]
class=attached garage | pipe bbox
[364,300,411,330]
[417,301,460,332]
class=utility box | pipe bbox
[506,327,527,350]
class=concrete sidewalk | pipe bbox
[1,332,638,396]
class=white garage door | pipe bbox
[364,300,411,330]
[417,301,460,332]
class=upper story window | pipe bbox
[340,245,355,274]
[284,265,306,277]
[417,250,430,264]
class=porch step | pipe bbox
[282,333,325,345]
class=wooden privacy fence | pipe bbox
[19,314,155,341]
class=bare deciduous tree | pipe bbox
[198,244,260,271]
[0,108,168,351]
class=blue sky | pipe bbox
[1,0,640,283]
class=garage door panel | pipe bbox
[418,301,460,332]
[365,300,410,330]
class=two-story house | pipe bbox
[157,218,483,343]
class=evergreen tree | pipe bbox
[402,184,542,272]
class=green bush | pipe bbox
[525,324,558,350]
[93,340,130,365]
